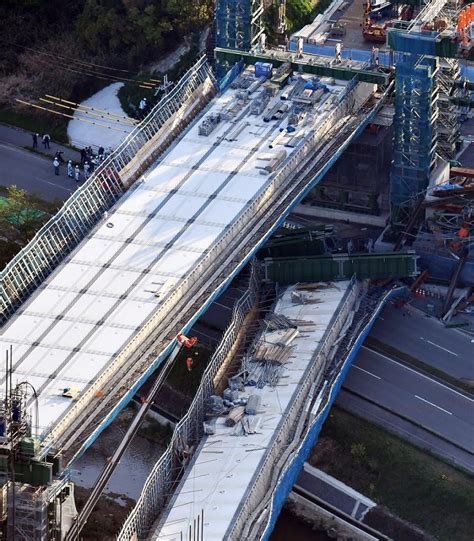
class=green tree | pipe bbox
[0,186,50,245]
[286,0,315,35]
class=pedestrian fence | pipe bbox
[0,56,216,325]
[117,261,261,541]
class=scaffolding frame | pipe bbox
[216,0,264,51]
[390,55,438,226]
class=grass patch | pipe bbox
[0,107,68,144]
[311,407,474,541]
[365,336,474,394]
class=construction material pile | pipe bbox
[204,312,299,437]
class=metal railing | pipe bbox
[244,285,407,540]
[42,76,366,454]
[117,261,261,541]
[0,56,216,325]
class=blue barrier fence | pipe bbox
[261,286,409,540]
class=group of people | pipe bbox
[32,132,51,149]
[52,144,113,183]
[32,131,114,184]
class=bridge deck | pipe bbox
[0,71,349,439]
[152,282,350,541]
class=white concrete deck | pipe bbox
[1,72,349,440]
[153,282,350,541]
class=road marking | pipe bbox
[353,365,381,380]
[420,337,458,357]
[415,395,453,415]
[361,346,474,402]
[34,176,74,193]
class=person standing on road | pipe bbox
[84,161,90,179]
[138,97,147,119]
[74,165,81,183]
[42,133,51,149]
[67,160,74,178]
[53,157,60,176]
[80,148,87,166]
[32,133,38,149]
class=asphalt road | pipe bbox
[339,346,474,471]
[370,303,474,380]
[0,142,76,201]
[0,124,80,202]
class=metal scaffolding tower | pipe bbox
[390,55,439,227]
[437,58,461,161]
[216,0,264,51]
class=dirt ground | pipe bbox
[74,486,135,541]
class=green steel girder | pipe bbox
[214,48,390,85]
[263,251,418,284]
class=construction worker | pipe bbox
[138,97,147,119]
[67,160,74,178]
[74,165,81,183]
[53,157,60,176]
[84,161,91,179]
[186,357,193,372]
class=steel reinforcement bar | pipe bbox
[0,56,217,325]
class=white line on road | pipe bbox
[415,395,453,415]
[420,337,458,357]
[353,365,381,380]
[34,176,74,193]
[361,346,474,402]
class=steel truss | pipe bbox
[390,56,438,227]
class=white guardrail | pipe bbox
[117,262,261,540]
[0,56,216,325]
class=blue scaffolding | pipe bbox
[390,52,438,226]
[387,28,443,227]
[215,0,264,78]
[216,0,264,51]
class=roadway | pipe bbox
[339,346,474,471]
[0,124,79,201]
[369,302,474,380]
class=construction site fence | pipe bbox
[0,55,216,326]
[259,285,408,540]
[117,261,261,541]
[227,275,361,539]
[44,72,364,455]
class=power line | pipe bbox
[14,48,157,88]
[39,97,137,127]
[15,99,129,133]
[4,39,131,74]
[45,95,137,123]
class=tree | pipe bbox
[0,186,51,245]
